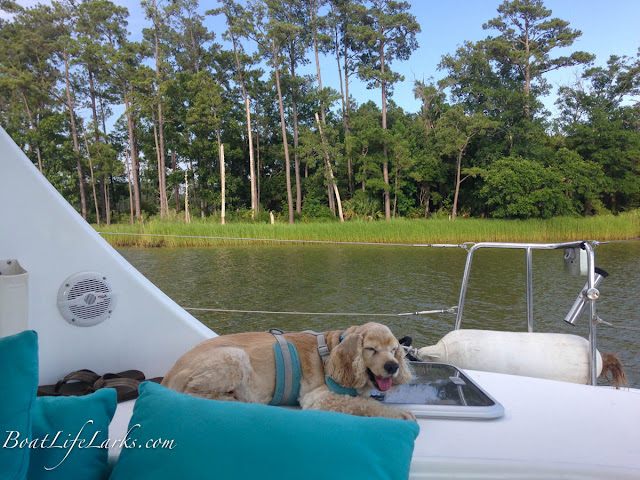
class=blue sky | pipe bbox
[6,0,640,117]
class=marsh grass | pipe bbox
[94,210,640,248]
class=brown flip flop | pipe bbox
[37,369,100,397]
[92,372,145,402]
[105,369,145,382]
[38,369,146,399]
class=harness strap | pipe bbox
[268,329,302,406]
[301,330,330,363]
[271,331,293,406]
[325,375,358,397]
[268,328,360,400]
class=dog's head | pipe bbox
[324,322,412,391]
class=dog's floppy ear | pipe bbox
[324,332,368,389]
[393,343,413,385]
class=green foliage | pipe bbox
[1,0,638,226]
[301,197,335,221]
[481,156,575,219]
[342,190,382,219]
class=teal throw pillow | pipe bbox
[27,389,117,480]
[110,381,419,480]
[0,330,39,480]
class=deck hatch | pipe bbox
[373,362,504,419]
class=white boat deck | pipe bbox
[410,370,640,478]
[107,369,640,479]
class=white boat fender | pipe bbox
[416,329,602,385]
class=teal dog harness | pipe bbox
[269,330,302,406]
[268,329,357,406]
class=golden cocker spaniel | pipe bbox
[162,322,416,420]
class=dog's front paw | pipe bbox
[400,410,417,422]
[390,408,417,422]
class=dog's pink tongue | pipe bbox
[375,376,393,391]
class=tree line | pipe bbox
[1,0,639,225]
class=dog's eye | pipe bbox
[365,347,377,354]
[227,390,235,395]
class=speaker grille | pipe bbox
[57,272,118,327]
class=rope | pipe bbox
[183,306,458,317]
[596,238,640,245]
[596,317,640,332]
[97,231,466,248]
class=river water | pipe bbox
[118,242,640,388]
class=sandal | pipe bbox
[37,369,99,397]
[104,369,145,382]
[92,373,144,402]
[38,369,146,399]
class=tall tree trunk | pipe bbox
[124,147,134,225]
[290,47,302,214]
[393,161,399,218]
[379,36,390,220]
[312,2,333,212]
[328,184,336,215]
[524,19,531,118]
[99,175,109,224]
[271,39,294,224]
[231,35,257,216]
[343,37,351,133]
[172,150,180,212]
[151,107,164,215]
[189,158,198,210]
[88,69,108,224]
[99,91,111,226]
[344,45,354,197]
[219,143,226,225]
[335,24,346,131]
[63,48,87,220]
[80,124,100,225]
[420,184,431,218]
[452,148,463,220]
[103,178,111,225]
[152,1,169,219]
[20,92,43,173]
[184,170,190,223]
[34,144,43,173]
[123,83,142,220]
[255,118,261,205]
[316,112,344,222]
[361,148,368,192]
[156,104,168,218]
[311,0,326,125]
[334,27,354,197]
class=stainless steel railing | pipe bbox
[453,241,600,386]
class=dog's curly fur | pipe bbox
[162,322,416,421]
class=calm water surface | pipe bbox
[119,243,640,388]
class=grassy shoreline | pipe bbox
[94,211,640,248]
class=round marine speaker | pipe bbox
[57,272,118,327]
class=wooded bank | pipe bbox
[1,0,639,225]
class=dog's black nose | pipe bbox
[384,361,399,375]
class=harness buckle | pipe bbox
[317,342,330,360]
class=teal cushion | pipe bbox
[0,330,39,480]
[27,389,117,480]
[110,381,419,480]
